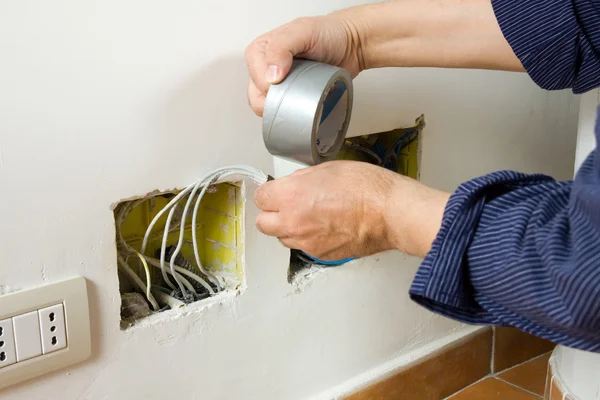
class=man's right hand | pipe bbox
[244,12,366,116]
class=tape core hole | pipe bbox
[315,79,349,157]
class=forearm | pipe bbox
[338,0,524,72]
[384,175,450,258]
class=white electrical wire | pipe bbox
[117,254,160,311]
[175,270,197,296]
[115,202,198,301]
[128,251,153,302]
[144,256,213,294]
[141,166,267,299]
[169,177,219,294]
[116,198,178,272]
[160,204,180,292]
[151,289,185,310]
[140,165,266,260]
[189,173,221,290]
[118,233,203,298]
[116,164,266,309]
[115,202,159,310]
[190,170,259,288]
[115,200,143,276]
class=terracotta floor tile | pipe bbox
[496,353,551,396]
[450,378,540,400]
[493,327,555,372]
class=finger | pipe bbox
[264,18,314,84]
[279,237,300,250]
[245,38,270,94]
[256,211,286,237]
[291,166,311,176]
[248,80,266,117]
[254,182,280,212]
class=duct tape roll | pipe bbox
[262,60,354,165]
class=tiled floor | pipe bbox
[492,328,555,373]
[449,352,552,399]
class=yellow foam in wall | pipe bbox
[118,182,244,288]
[397,133,419,179]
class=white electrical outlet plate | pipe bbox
[0,277,91,391]
[0,318,17,368]
[38,304,67,354]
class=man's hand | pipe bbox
[245,12,365,116]
[254,161,450,260]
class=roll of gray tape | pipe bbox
[262,60,354,165]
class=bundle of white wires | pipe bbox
[116,165,267,311]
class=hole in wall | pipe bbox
[336,114,424,179]
[287,115,425,283]
[114,182,244,329]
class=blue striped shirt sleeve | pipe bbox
[492,0,600,94]
[410,111,600,352]
[409,0,600,352]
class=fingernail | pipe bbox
[266,65,280,83]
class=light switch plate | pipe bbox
[13,311,42,362]
[0,277,91,391]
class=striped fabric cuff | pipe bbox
[409,171,555,323]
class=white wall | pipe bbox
[575,89,600,171]
[554,346,600,400]
[0,1,579,399]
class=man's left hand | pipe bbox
[254,161,450,260]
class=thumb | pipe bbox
[264,40,295,84]
[264,21,312,84]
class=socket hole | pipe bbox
[0,327,3,336]
[0,341,4,347]
[114,182,245,330]
[0,352,5,362]
[51,336,57,346]
[50,326,56,332]
[49,312,55,322]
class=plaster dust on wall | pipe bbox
[288,265,327,294]
[0,0,579,399]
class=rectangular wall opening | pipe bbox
[336,115,423,180]
[114,182,244,329]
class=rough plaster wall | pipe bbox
[0,1,579,399]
